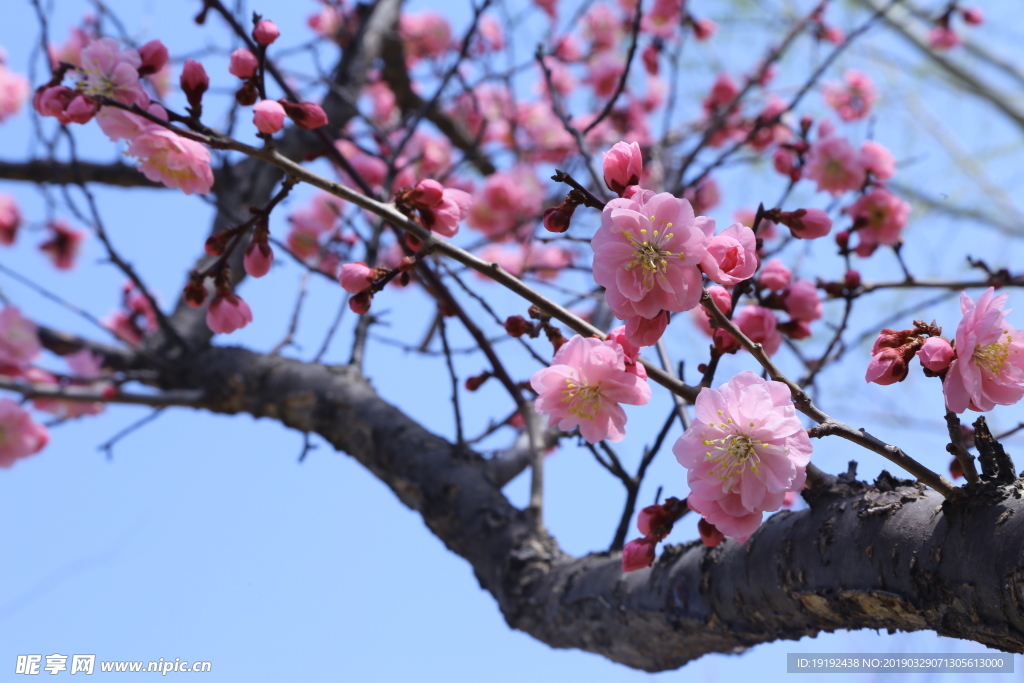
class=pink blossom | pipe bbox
[94,100,166,142]
[692,18,717,41]
[78,37,147,106]
[104,310,143,345]
[602,141,643,196]
[530,335,651,443]
[340,262,376,294]
[929,26,961,50]
[804,135,866,196]
[673,370,813,541]
[607,325,646,378]
[860,140,896,181]
[962,7,984,25]
[400,12,451,62]
[33,86,96,125]
[697,518,725,547]
[127,126,214,195]
[308,5,346,38]
[66,349,104,378]
[636,504,669,536]
[584,3,620,50]
[253,20,280,45]
[137,40,169,76]
[229,48,259,79]
[420,188,472,237]
[253,99,286,134]
[784,279,823,322]
[592,190,707,326]
[700,222,758,286]
[621,538,655,572]
[625,311,670,348]
[0,306,41,367]
[0,194,21,245]
[759,259,791,291]
[0,60,29,122]
[39,220,85,270]
[180,59,209,109]
[772,148,794,177]
[0,398,50,468]
[918,336,954,373]
[206,292,253,334]
[244,241,274,278]
[279,100,328,129]
[467,169,542,240]
[865,347,910,385]
[733,306,781,356]
[585,53,625,98]
[944,288,1024,413]
[692,286,731,338]
[642,0,683,39]
[703,73,738,113]
[848,187,910,257]
[822,69,877,122]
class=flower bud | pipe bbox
[698,518,724,547]
[229,48,259,79]
[252,19,280,45]
[961,7,984,25]
[637,504,670,537]
[778,208,832,240]
[280,99,328,129]
[602,141,643,195]
[253,99,286,134]
[542,206,571,233]
[917,336,954,373]
[504,315,532,337]
[180,60,209,111]
[340,261,376,294]
[243,240,274,278]
[138,40,169,76]
[235,81,259,106]
[865,347,910,385]
[410,179,444,208]
[349,291,372,315]
[621,538,655,572]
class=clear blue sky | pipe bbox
[1,0,1023,680]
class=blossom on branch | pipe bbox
[673,370,812,541]
[0,398,49,468]
[531,335,651,443]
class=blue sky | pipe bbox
[1,0,1024,680]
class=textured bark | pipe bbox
[139,344,1024,671]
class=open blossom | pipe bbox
[0,194,21,245]
[0,306,41,367]
[77,37,147,106]
[585,53,625,98]
[848,187,910,257]
[759,259,792,291]
[467,168,542,239]
[127,126,214,195]
[400,12,451,62]
[592,190,707,329]
[530,335,651,443]
[804,134,866,196]
[822,70,877,122]
[700,222,758,286]
[860,140,896,181]
[673,370,813,541]
[944,288,1024,413]
[0,398,50,468]
[0,59,29,122]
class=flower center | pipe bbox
[702,431,765,483]
[973,332,1013,375]
[623,215,683,285]
[561,377,602,420]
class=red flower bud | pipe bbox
[698,518,725,548]
[279,99,328,129]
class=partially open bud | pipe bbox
[138,40,169,77]
[602,141,643,195]
[636,504,670,537]
[279,99,328,129]
[865,346,911,385]
[778,208,832,239]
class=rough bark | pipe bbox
[134,343,1024,671]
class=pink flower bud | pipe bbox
[243,240,274,278]
[692,18,716,41]
[961,7,984,25]
[542,206,571,233]
[0,195,22,246]
[624,311,669,348]
[950,457,964,480]
[602,141,643,195]
[865,347,910,385]
[928,26,961,50]
[917,336,954,372]
[181,60,209,109]
[138,39,169,76]
[229,48,259,79]
[206,292,253,334]
[411,179,444,208]
[698,518,724,547]
[779,208,832,240]
[252,19,280,45]
[252,99,285,134]
[637,504,670,536]
[349,291,372,314]
[706,285,733,316]
[784,279,822,322]
[772,148,794,176]
[621,538,655,572]
[779,319,812,340]
[279,100,328,129]
[641,43,659,75]
[64,95,96,124]
[759,259,792,291]
[504,315,531,337]
[340,261,375,294]
[821,26,845,44]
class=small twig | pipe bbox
[98,407,166,460]
[438,314,465,445]
[271,272,310,355]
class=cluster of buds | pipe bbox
[504,306,566,352]
[622,497,690,572]
[865,321,952,385]
[395,179,472,238]
[340,261,393,314]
